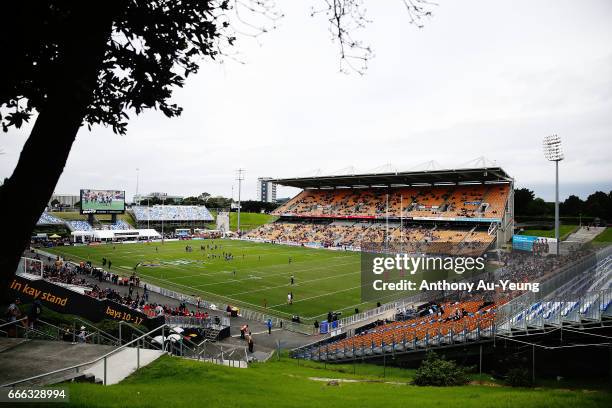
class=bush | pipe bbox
[505,367,533,387]
[412,352,470,386]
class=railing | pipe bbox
[1,324,172,387]
[495,246,612,328]
[498,283,612,333]
[292,318,497,361]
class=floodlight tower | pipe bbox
[236,169,245,234]
[543,134,564,255]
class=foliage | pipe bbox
[0,1,239,134]
[412,351,470,386]
[515,188,611,220]
[237,200,279,213]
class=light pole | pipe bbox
[135,168,139,203]
[543,134,564,255]
[161,194,167,243]
[236,169,245,234]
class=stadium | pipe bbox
[1,2,611,407]
[3,159,612,407]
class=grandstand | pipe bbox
[246,167,514,254]
[130,205,214,230]
[37,212,65,225]
[292,247,612,363]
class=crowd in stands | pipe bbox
[24,252,213,321]
[37,212,65,225]
[245,221,494,255]
[274,184,509,220]
[131,205,213,222]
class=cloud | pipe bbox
[1,0,610,202]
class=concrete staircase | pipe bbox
[0,338,164,386]
[84,347,165,385]
[0,339,116,386]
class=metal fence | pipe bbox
[495,245,612,328]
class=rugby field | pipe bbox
[44,239,392,322]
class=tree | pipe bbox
[50,199,61,208]
[584,191,612,221]
[0,1,434,295]
[560,195,583,217]
[526,198,552,216]
[514,188,535,216]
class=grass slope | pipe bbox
[53,356,612,408]
[519,225,578,240]
[593,227,612,243]
[45,239,388,321]
[206,211,277,231]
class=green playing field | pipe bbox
[44,239,394,322]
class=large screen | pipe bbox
[80,189,125,214]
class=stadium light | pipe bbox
[543,134,564,255]
[236,169,245,234]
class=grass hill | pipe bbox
[206,211,276,231]
[54,355,612,408]
[593,227,612,243]
[518,224,578,240]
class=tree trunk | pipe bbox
[0,7,116,301]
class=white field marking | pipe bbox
[52,245,353,285]
[48,247,362,296]
[220,270,361,296]
[268,284,362,308]
[52,241,356,277]
[135,272,296,317]
[180,258,359,287]
[45,245,367,320]
[59,248,366,321]
[167,258,359,283]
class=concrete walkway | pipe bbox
[0,339,116,386]
[565,226,605,244]
[84,347,165,385]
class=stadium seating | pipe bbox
[68,220,94,231]
[500,255,612,332]
[273,185,510,220]
[108,220,132,230]
[131,205,213,222]
[299,298,499,359]
[245,221,495,254]
[37,212,65,225]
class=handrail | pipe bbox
[1,323,170,387]
[0,317,27,329]
[22,325,57,341]
[74,317,120,344]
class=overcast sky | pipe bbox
[1,0,611,202]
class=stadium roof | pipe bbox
[271,167,513,189]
